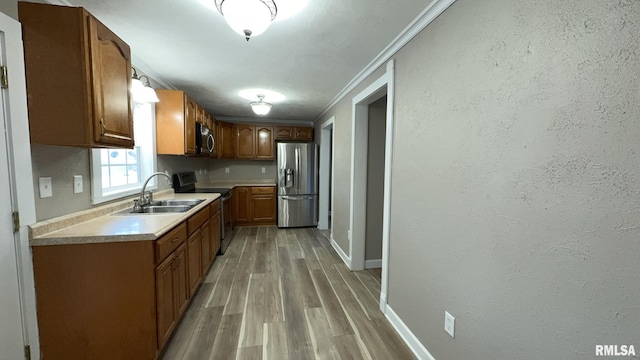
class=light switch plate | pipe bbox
[444,311,455,338]
[73,175,83,194]
[39,177,53,198]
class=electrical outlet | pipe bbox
[225,167,230,174]
[444,311,455,338]
[39,177,53,198]
[73,175,83,194]
[262,167,266,174]
[348,230,352,241]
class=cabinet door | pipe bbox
[275,126,293,140]
[201,220,211,272]
[233,187,251,224]
[184,96,197,155]
[88,16,134,148]
[256,126,274,159]
[294,127,313,141]
[251,194,276,223]
[187,229,202,296]
[156,255,175,350]
[173,244,189,317]
[235,125,256,159]
[211,210,221,257]
[218,122,235,159]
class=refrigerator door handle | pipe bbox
[282,195,315,200]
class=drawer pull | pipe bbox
[172,237,179,242]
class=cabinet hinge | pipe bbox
[24,345,31,360]
[1,66,8,89]
[12,211,20,233]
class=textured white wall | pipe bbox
[317,0,640,358]
[388,0,640,358]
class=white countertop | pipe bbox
[29,192,221,246]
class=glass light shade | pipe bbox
[251,101,272,115]
[221,0,274,39]
[131,78,147,104]
[141,87,160,103]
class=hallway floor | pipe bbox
[160,226,415,360]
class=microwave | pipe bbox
[196,123,215,155]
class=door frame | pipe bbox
[0,10,40,359]
[349,60,395,311]
[317,116,334,233]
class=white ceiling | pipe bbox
[49,0,432,122]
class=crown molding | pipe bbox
[215,116,313,126]
[314,0,457,122]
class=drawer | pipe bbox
[188,206,210,235]
[209,198,221,213]
[155,222,187,264]
[251,186,275,194]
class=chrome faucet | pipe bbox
[137,171,172,209]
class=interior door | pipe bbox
[0,43,27,359]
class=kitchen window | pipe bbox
[90,103,157,204]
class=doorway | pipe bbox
[0,11,40,359]
[349,60,395,310]
[318,117,334,235]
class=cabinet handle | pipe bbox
[100,118,106,136]
[172,237,179,243]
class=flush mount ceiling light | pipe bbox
[214,0,277,41]
[131,68,159,104]
[250,94,272,116]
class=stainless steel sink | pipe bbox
[112,199,205,215]
[149,199,205,207]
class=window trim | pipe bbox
[90,102,157,204]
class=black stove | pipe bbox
[173,171,234,254]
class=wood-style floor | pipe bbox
[160,226,415,360]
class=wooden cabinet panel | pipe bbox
[201,219,212,272]
[188,206,210,235]
[32,241,157,360]
[19,2,134,149]
[251,195,276,223]
[155,222,187,264]
[294,127,313,141]
[217,121,235,159]
[156,90,198,155]
[211,209,221,256]
[256,126,275,159]
[274,126,313,141]
[234,187,251,225]
[275,126,294,139]
[174,243,189,317]
[155,254,175,350]
[234,186,276,226]
[187,230,202,296]
[236,124,256,159]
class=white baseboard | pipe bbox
[385,305,436,360]
[365,259,382,269]
[330,238,351,268]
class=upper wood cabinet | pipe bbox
[19,2,134,148]
[155,90,197,155]
[235,125,274,160]
[274,126,313,141]
[217,121,235,159]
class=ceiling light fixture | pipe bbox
[250,94,272,116]
[131,68,159,104]
[214,0,277,41]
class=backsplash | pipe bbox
[30,145,276,222]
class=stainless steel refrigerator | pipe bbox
[277,142,318,227]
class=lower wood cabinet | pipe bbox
[31,200,223,360]
[156,242,188,350]
[233,186,276,226]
